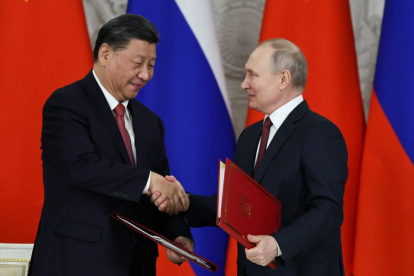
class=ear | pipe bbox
[98,43,113,66]
[279,70,291,90]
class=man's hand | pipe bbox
[149,173,188,215]
[245,234,278,266]
[149,175,189,214]
[165,236,194,264]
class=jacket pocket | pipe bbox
[55,220,102,243]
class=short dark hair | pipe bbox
[93,14,159,62]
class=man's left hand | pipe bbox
[166,236,194,265]
[245,234,278,266]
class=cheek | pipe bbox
[249,81,258,92]
[148,70,154,80]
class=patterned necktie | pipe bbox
[254,117,273,173]
[114,103,135,167]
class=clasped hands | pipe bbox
[148,173,189,215]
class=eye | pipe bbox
[246,70,255,77]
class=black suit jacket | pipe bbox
[29,71,191,276]
[187,101,348,276]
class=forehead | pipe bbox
[121,39,156,60]
[245,45,273,71]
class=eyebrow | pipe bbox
[246,69,257,74]
[133,54,156,62]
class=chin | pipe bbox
[126,91,139,100]
[248,102,258,110]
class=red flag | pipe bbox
[243,1,365,274]
[354,1,414,275]
[0,1,92,243]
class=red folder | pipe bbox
[216,158,281,269]
[111,212,218,272]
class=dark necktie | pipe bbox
[254,117,273,173]
[114,103,135,167]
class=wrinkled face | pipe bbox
[241,46,284,115]
[101,39,156,101]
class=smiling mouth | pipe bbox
[130,82,143,89]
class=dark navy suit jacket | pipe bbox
[29,71,191,276]
[187,101,347,276]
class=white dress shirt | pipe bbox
[93,70,150,194]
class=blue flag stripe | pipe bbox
[374,0,414,163]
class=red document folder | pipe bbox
[216,158,281,270]
[111,212,218,272]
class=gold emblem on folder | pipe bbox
[239,196,252,218]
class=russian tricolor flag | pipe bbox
[354,0,414,275]
[127,1,236,275]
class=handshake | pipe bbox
[147,173,189,215]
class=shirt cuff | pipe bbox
[142,171,151,194]
[277,242,282,257]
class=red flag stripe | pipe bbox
[0,1,92,243]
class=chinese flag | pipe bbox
[353,0,414,275]
[0,0,92,243]
[243,1,365,274]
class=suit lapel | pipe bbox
[128,101,145,168]
[81,71,131,165]
[254,101,309,182]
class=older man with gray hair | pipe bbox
[153,38,348,276]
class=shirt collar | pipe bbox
[265,95,303,129]
[92,69,130,120]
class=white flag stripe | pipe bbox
[175,0,232,117]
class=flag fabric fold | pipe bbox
[0,0,92,243]
[353,1,414,275]
[127,1,236,275]
[243,1,365,274]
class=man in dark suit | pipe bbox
[153,38,348,276]
[29,14,192,276]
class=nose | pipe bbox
[138,67,150,81]
[241,76,249,90]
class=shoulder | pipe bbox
[44,78,86,110]
[239,120,262,138]
[302,110,343,137]
[299,109,347,160]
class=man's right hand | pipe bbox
[149,173,188,215]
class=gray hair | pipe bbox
[260,38,308,90]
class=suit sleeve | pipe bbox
[273,120,348,264]
[41,88,150,203]
[184,194,217,227]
